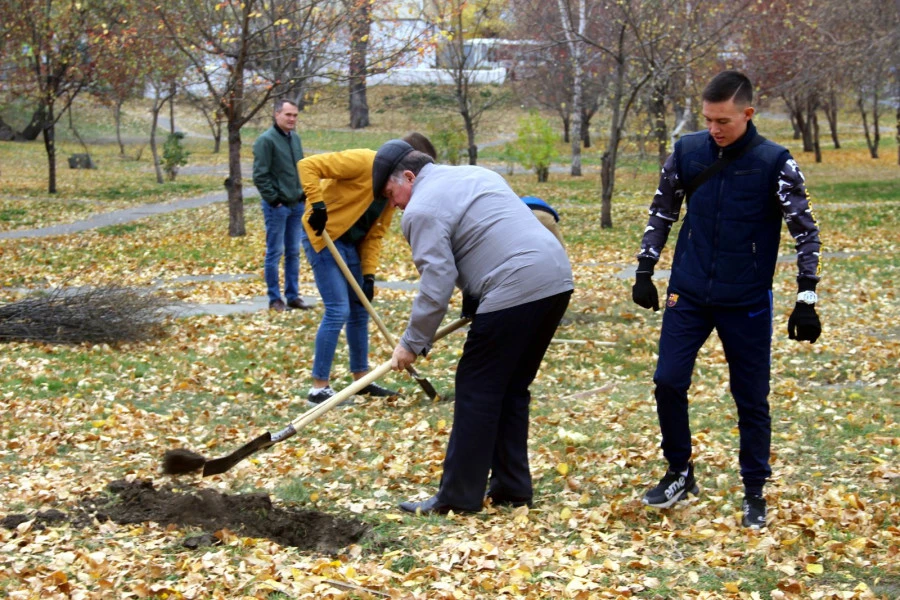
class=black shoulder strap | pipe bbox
[684,135,766,199]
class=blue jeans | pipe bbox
[261,200,304,305]
[301,229,369,381]
[653,291,773,495]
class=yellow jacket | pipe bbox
[298,149,396,276]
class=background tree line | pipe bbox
[1,0,897,234]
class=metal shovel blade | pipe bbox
[202,432,275,476]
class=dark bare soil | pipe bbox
[1,479,370,554]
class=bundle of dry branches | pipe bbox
[0,285,173,344]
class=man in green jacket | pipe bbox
[253,99,311,312]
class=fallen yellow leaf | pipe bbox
[806,563,824,574]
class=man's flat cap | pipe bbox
[372,139,414,202]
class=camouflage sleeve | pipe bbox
[777,158,821,285]
[637,151,685,264]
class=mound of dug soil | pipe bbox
[2,479,370,554]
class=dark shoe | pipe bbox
[307,386,353,408]
[359,382,399,397]
[642,462,699,508]
[307,386,336,406]
[742,494,767,529]
[269,299,286,312]
[398,495,476,515]
[486,493,532,508]
[287,297,312,310]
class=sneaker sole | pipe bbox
[741,518,766,529]
[642,484,700,509]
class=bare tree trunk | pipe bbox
[600,150,614,229]
[211,109,223,154]
[227,120,245,236]
[557,0,585,177]
[150,104,164,184]
[802,97,814,152]
[115,100,125,155]
[569,74,583,175]
[42,105,57,194]
[348,82,369,129]
[600,54,626,229]
[464,114,478,165]
[788,111,801,140]
[670,97,694,146]
[581,109,592,148]
[811,108,821,163]
[348,0,371,129]
[786,95,813,152]
[872,89,880,159]
[169,81,177,134]
[651,81,668,168]
[822,90,840,149]
[858,94,880,159]
[21,105,48,141]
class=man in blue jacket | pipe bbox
[632,71,822,529]
[253,99,311,312]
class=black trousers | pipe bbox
[436,290,572,510]
[654,291,773,495]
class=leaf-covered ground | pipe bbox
[0,104,898,599]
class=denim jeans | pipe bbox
[300,228,369,381]
[261,200,304,305]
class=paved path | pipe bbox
[0,187,426,316]
[0,188,255,240]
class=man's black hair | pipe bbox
[702,70,753,106]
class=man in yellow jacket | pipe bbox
[298,148,401,405]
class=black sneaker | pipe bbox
[307,386,336,406]
[742,494,767,529]
[642,463,699,508]
[359,383,398,397]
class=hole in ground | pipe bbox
[2,479,372,554]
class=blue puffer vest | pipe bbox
[669,122,790,306]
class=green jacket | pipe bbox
[252,124,304,207]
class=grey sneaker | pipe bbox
[307,386,336,406]
[742,494,767,529]
[642,462,699,508]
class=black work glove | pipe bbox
[632,258,659,311]
[308,201,327,236]
[461,293,479,319]
[362,274,375,302]
[788,302,821,343]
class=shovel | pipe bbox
[162,317,469,477]
[322,230,440,400]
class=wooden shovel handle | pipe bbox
[289,317,469,430]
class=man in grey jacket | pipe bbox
[373,139,574,515]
